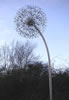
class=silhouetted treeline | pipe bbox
[0,41,69,100]
[0,62,69,100]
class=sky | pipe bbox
[0,0,69,69]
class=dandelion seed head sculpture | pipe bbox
[14,5,47,38]
[14,5,53,100]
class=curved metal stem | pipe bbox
[34,25,53,100]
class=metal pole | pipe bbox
[34,25,53,100]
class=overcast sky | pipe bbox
[0,0,69,69]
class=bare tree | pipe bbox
[8,42,16,69]
[0,41,38,70]
[14,41,37,69]
[0,45,9,69]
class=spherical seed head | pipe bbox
[14,5,47,38]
